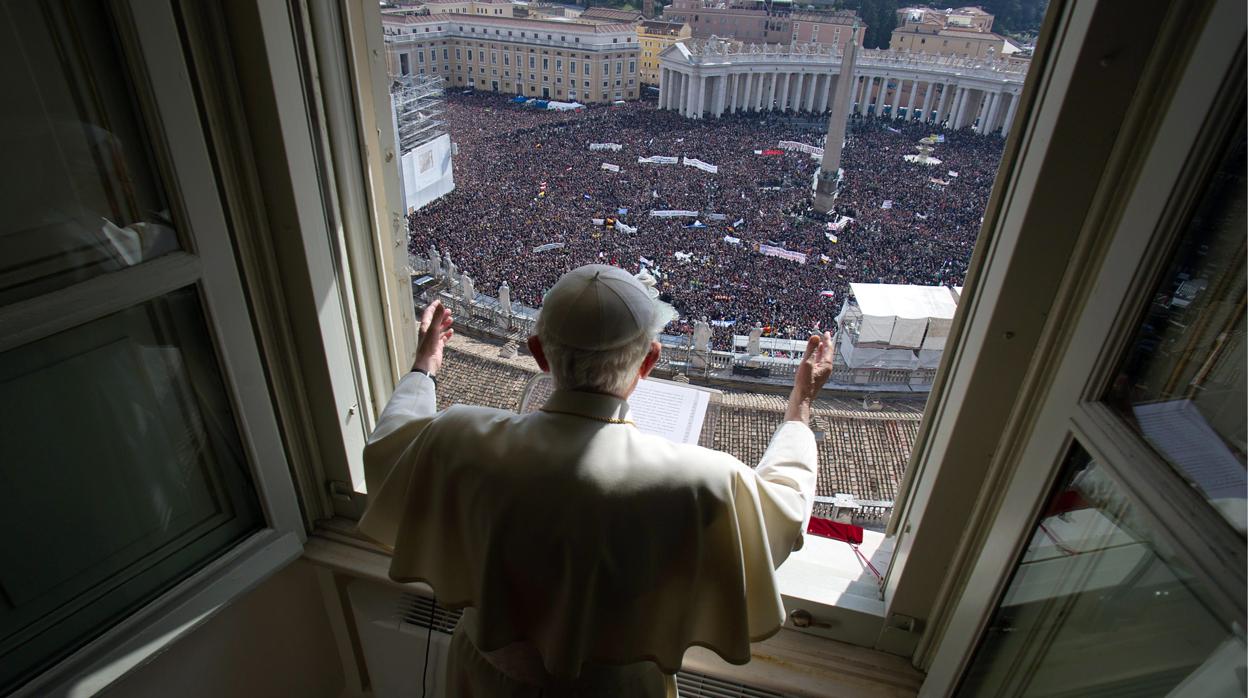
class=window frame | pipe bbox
[6,1,304,694]
[292,0,1238,676]
[920,2,1246,691]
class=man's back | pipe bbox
[359,381,816,680]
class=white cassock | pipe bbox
[358,372,818,697]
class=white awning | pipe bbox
[849,283,958,349]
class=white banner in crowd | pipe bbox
[682,157,719,174]
[706,213,728,221]
[639,255,655,266]
[674,251,693,261]
[778,140,824,157]
[649,210,700,218]
[615,221,638,234]
[592,218,606,226]
[723,235,742,245]
[533,242,566,252]
[589,143,623,151]
[759,244,807,265]
[637,155,679,165]
[600,163,621,172]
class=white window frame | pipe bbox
[7,1,304,694]
[921,2,1245,692]
[287,0,1236,683]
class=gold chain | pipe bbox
[539,408,635,426]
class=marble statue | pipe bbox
[498,281,512,316]
[444,254,459,285]
[460,273,475,302]
[747,322,763,356]
[428,249,442,278]
[692,316,712,353]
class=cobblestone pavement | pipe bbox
[437,334,923,503]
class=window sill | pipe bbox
[304,520,922,697]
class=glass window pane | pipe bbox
[959,444,1242,697]
[0,287,264,693]
[0,1,179,308]
[1105,133,1246,532]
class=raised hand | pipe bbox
[787,331,835,424]
[413,300,454,376]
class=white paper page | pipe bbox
[627,379,710,445]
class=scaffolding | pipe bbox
[391,74,447,154]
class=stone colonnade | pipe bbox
[658,55,1024,136]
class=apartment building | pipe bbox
[890,5,1019,59]
[638,19,691,85]
[383,13,642,102]
[662,0,863,51]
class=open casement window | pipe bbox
[913,1,1245,694]
[0,1,302,694]
[296,0,1241,692]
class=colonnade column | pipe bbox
[805,74,818,112]
[714,75,727,117]
[767,72,777,111]
[779,73,792,112]
[984,90,1003,134]
[728,74,738,114]
[818,74,832,113]
[906,80,919,121]
[1002,92,1020,136]
[858,75,871,115]
[874,77,887,116]
[920,81,934,122]
[892,80,903,120]
[682,73,694,117]
[935,82,951,124]
[951,87,967,127]
[974,91,990,131]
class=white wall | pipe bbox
[101,561,345,698]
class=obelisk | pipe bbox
[813,25,860,213]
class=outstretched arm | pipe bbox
[756,333,835,563]
[362,300,455,494]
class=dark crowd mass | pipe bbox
[409,91,1005,348]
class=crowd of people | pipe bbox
[408,91,1004,348]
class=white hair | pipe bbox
[536,325,656,396]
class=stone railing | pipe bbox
[413,262,936,392]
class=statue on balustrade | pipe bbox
[747,322,763,356]
[428,247,443,279]
[461,273,475,302]
[497,281,512,328]
[692,316,712,353]
[444,253,459,286]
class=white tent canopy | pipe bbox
[847,283,958,349]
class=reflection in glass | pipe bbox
[0,288,263,693]
[959,445,1244,697]
[1106,133,1246,532]
[0,0,178,307]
